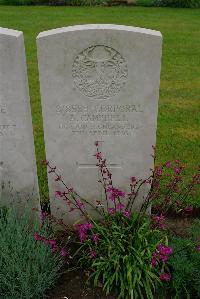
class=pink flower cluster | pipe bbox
[151,244,173,267]
[40,211,49,221]
[106,186,126,202]
[196,245,200,252]
[75,222,93,243]
[108,205,130,218]
[34,233,67,257]
[160,272,171,282]
[90,250,97,258]
[151,214,166,230]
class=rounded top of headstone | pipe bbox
[0,27,22,38]
[37,24,162,39]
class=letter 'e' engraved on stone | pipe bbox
[72,45,128,99]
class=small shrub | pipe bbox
[42,143,199,298]
[137,0,154,6]
[43,143,179,298]
[153,0,200,8]
[0,207,63,299]
[159,220,200,299]
[78,213,168,299]
[65,0,105,5]
[0,0,48,5]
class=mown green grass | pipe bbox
[0,6,199,204]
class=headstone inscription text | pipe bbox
[37,24,162,224]
[57,103,143,136]
[0,27,39,210]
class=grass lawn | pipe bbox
[0,6,199,204]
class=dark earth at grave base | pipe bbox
[45,270,116,299]
[45,216,197,299]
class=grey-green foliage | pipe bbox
[0,207,63,299]
[153,0,200,8]
[166,220,200,299]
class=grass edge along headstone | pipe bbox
[37,24,162,224]
[0,27,40,212]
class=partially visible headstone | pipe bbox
[37,24,162,224]
[0,27,39,210]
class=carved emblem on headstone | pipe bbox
[72,45,128,99]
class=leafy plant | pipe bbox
[78,212,168,299]
[0,207,63,299]
[153,0,200,8]
[151,160,200,216]
[43,143,199,298]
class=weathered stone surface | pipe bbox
[37,24,162,223]
[0,27,39,210]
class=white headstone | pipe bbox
[0,27,39,210]
[37,24,162,223]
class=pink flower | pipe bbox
[95,152,102,160]
[160,273,171,282]
[116,203,125,211]
[48,239,57,247]
[107,187,126,202]
[40,211,49,221]
[108,208,116,215]
[155,167,163,176]
[90,250,97,258]
[92,234,100,244]
[151,214,166,230]
[75,222,93,242]
[160,254,169,262]
[60,248,67,257]
[123,210,131,218]
[55,191,63,198]
[196,245,200,252]
[34,233,43,241]
[157,244,173,255]
[151,256,158,267]
[151,244,173,266]
[165,161,171,168]
[79,231,87,242]
[76,200,84,209]
[174,167,181,174]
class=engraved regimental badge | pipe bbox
[72,45,128,100]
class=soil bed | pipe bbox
[45,270,116,299]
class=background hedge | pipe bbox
[153,0,200,8]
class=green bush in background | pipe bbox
[0,0,47,4]
[0,207,63,299]
[153,0,200,8]
[0,0,105,4]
